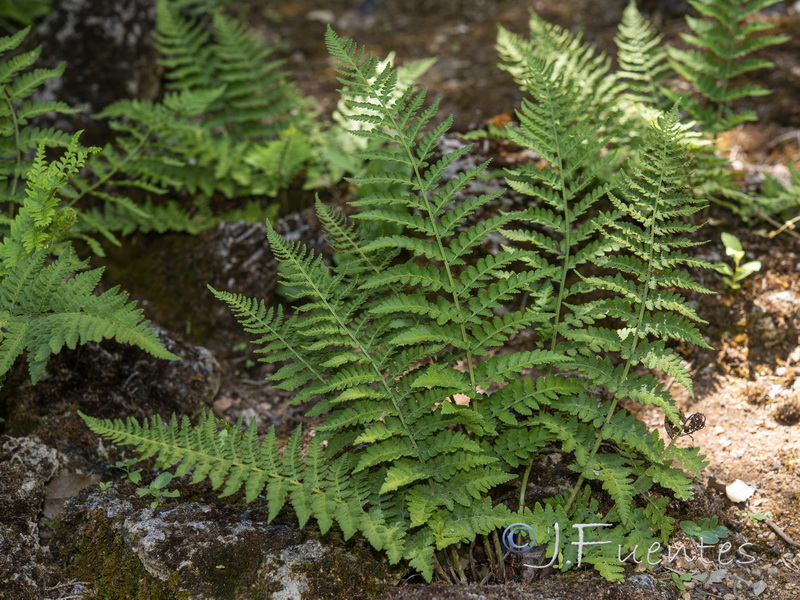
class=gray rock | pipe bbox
[52,492,400,599]
[33,0,161,143]
[0,437,63,600]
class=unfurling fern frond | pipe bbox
[667,0,788,133]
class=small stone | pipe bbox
[768,566,779,576]
[714,425,725,434]
[724,594,736,600]
[753,580,767,596]
[212,395,234,414]
[720,438,732,448]
[730,448,746,458]
[726,479,756,502]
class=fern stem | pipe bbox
[519,457,534,511]
[433,555,450,582]
[491,530,507,582]
[69,125,155,207]
[540,86,573,357]
[482,533,496,576]
[448,545,468,584]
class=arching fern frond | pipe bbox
[0,246,177,383]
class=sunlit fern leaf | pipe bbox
[497,12,624,136]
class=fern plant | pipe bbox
[0,138,178,385]
[63,0,318,242]
[667,0,788,134]
[82,29,712,583]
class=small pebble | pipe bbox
[753,580,767,596]
[723,594,736,600]
[730,448,746,458]
[720,438,732,448]
[768,566,779,576]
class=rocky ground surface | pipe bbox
[1,0,800,599]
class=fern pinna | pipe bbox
[82,28,713,582]
[0,27,80,209]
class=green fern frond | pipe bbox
[614,0,673,107]
[667,0,788,133]
[81,28,718,585]
[0,27,81,208]
[0,134,99,273]
[0,246,177,383]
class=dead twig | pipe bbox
[765,519,800,549]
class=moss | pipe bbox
[292,545,393,600]
[68,510,189,600]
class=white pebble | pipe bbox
[726,479,756,503]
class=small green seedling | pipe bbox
[680,516,729,544]
[136,472,180,508]
[713,232,761,290]
[671,572,693,590]
[98,481,113,493]
[737,511,771,522]
[114,458,143,485]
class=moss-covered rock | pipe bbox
[51,491,400,599]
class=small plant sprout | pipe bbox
[713,232,761,290]
[680,516,729,544]
[136,472,180,509]
[98,481,113,493]
[671,571,693,591]
[114,458,143,485]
